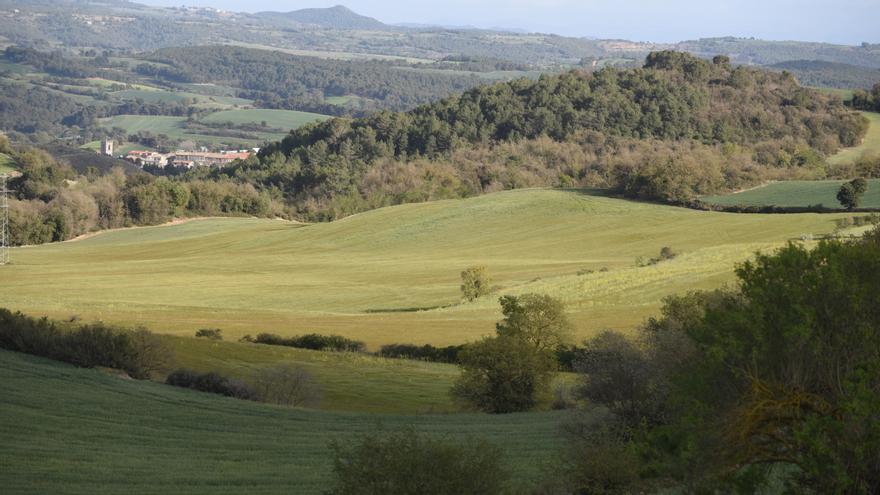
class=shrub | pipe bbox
[251,364,321,407]
[194,328,223,340]
[0,309,171,379]
[328,429,507,495]
[252,332,365,352]
[451,335,555,413]
[377,343,465,363]
[165,369,257,400]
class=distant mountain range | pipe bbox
[1,0,879,82]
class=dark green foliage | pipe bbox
[837,177,869,209]
[574,330,667,430]
[165,369,257,400]
[194,328,223,340]
[851,83,880,111]
[0,308,171,379]
[329,429,508,495]
[624,236,880,491]
[251,333,365,353]
[451,335,555,414]
[377,343,465,363]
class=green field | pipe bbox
[0,189,850,348]
[201,109,330,130]
[829,111,880,166]
[0,349,566,494]
[100,110,330,147]
[112,89,252,108]
[701,179,880,209]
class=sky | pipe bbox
[143,0,880,45]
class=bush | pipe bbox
[194,328,223,340]
[0,309,171,379]
[460,265,491,302]
[252,332,365,352]
[451,335,555,413]
[165,369,257,400]
[329,429,508,495]
[251,364,321,407]
[377,343,465,363]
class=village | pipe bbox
[98,140,256,169]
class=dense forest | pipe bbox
[140,46,484,114]
[770,60,880,90]
[852,83,880,112]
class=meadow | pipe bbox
[828,111,880,166]
[200,109,330,130]
[98,109,329,148]
[701,179,880,209]
[0,189,850,349]
[0,350,566,494]
[111,88,252,108]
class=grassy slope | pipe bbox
[0,189,848,348]
[0,152,16,174]
[201,108,330,130]
[169,336,461,413]
[0,349,565,494]
[111,89,252,107]
[99,109,329,146]
[701,179,880,209]
[829,111,880,166]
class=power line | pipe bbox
[0,174,8,265]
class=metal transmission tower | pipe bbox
[0,174,8,265]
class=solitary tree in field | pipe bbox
[837,178,868,210]
[496,293,572,353]
[460,265,491,302]
[451,293,570,413]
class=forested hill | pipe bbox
[244,51,867,218]
[255,6,389,30]
[141,46,482,114]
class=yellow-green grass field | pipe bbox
[701,179,880,209]
[0,349,567,494]
[201,108,330,131]
[829,111,880,166]
[0,189,850,349]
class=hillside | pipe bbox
[0,349,565,494]
[0,189,852,347]
[769,60,880,90]
[256,5,389,30]
[254,51,867,217]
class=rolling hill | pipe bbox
[0,349,565,494]
[256,5,389,30]
[0,189,851,348]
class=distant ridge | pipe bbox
[255,5,388,30]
